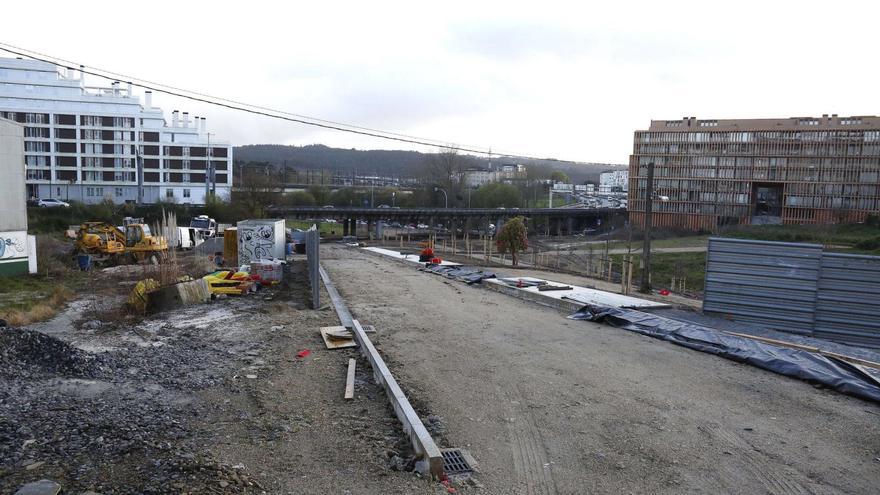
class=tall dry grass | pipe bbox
[2,285,75,326]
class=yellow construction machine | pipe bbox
[75,218,169,266]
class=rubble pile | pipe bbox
[0,325,246,494]
[0,327,99,379]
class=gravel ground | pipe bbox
[324,244,880,494]
[1,261,443,494]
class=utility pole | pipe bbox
[640,161,655,293]
[205,133,212,200]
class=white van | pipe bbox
[175,227,204,250]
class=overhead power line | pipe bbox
[0,42,575,163]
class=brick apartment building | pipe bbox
[629,116,880,230]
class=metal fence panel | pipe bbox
[703,238,822,335]
[306,226,320,309]
[814,253,880,348]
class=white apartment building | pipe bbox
[0,57,232,205]
[599,170,628,192]
[461,163,527,188]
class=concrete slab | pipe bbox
[363,247,461,266]
[488,277,669,310]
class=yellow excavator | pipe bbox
[75,218,169,266]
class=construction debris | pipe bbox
[537,284,574,291]
[320,326,358,349]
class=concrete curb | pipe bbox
[483,279,585,314]
[318,265,445,478]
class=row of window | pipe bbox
[24,155,230,171]
[2,112,135,127]
[638,130,880,144]
[26,170,215,187]
[635,142,880,156]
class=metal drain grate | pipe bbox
[442,449,473,475]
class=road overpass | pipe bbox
[267,206,627,235]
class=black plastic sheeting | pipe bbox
[421,264,497,285]
[569,305,880,404]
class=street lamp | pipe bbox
[639,161,669,293]
[434,186,448,208]
[392,191,396,207]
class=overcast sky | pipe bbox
[2,1,878,164]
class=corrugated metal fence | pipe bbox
[703,237,880,348]
[306,226,320,309]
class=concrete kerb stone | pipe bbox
[318,265,445,479]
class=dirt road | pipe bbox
[324,245,880,494]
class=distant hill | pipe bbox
[234,144,626,184]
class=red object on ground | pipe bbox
[296,350,311,358]
[516,279,524,288]
[430,257,442,264]
[659,289,670,296]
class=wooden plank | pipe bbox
[725,331,880,370]
[345,359,356,400]
[723,331,820,352]
[819,351,880,371]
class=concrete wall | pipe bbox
[0,117,26,232]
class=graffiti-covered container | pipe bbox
[236,219,286,266]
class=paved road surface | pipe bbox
[324,245,880,494]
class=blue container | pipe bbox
[77,254,92,271]
[286,243,294,256]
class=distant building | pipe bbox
[630,115,880,229]
[599,170,628,192]
[0,57,233,205]
[461,163,527,187]
[461,169,495,187]
[0,117,35,275]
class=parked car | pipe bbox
[33,198,70,208]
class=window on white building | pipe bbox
[25,141,49,152]
[116,187,123,197]
[25,155,48,166]
[166,189,174,198]
[24,127,47,138]
[183,189,191,198]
